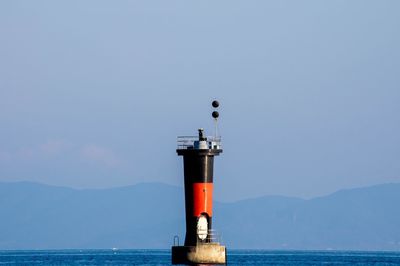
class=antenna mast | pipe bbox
[212,100,219,139]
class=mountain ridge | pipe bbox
[0,181,399,250]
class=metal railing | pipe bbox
[177,136,222,150]
[173,235,180,246]
[172,230,223,246]
[194,229,223,245]
[207,229,222,244]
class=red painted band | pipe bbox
[192,183,213,217]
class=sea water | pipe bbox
[0,249,400,265]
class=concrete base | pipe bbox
[171,243,226,264]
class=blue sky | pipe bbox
[0,1,399,201]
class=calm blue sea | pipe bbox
[0,249,400,265]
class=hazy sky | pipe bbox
[1,1,399,201]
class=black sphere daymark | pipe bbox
[212,100,219,108]
[212,111,219,118]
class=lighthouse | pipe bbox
[171,100,226,265]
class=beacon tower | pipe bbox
[171,100,226,265]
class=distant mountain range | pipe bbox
[0,181,399,251]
